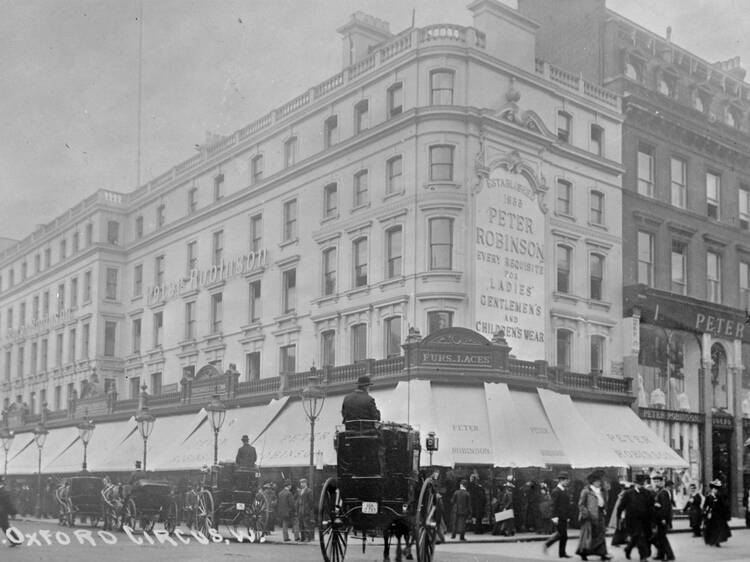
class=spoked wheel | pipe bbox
[318,478,347,562]
[196,490,215,537]
[416,477,438,562]
[246,492,269,543]
[164,501,178,535]
[121,498,137,531]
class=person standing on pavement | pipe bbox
[468,473,486,534]
[683,483,703,537]
[277,480,297,542]
[702,479,731,547]
[296,478,315,542]
[450,479,472,541]
[652,474,675,561]
[575,470,612,561]
[617,474,654,562]
[0,476,18,547]
[743,486,750,528]
[543,472,572,559]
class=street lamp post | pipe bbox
[206,394,227,465]
[33,422,49,518]
[0,427,14,477]
[301,372,326,490]
[135,407,155,471]
[76,417,96,472]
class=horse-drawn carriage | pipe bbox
[195,462,269,541]
[56,476,105,527]
[121,479,178,534]
[318,421,438,562]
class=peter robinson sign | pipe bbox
[475,164,546,360]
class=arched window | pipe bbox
[711,343,728,410]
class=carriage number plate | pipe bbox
[236,503,246,511]
[361,502,378,514]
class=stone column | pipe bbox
[700,333,713,488]
[730,338,744,517]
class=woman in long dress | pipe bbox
[703,479,731,547]
[575,471,611,561]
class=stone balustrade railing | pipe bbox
[3,353,632,431]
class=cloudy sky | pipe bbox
[1,0,748,242]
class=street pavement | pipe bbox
[2,518,749,561]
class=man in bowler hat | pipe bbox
[341,375,380,427]
[236,434,257,468]
[652,474,675,561]
[617,474,654,562]
[543,472,572,558]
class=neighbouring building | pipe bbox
[520,0,750,514]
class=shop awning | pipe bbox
[485,383,570,467]
[43,419,137,474]
[537,388,627,468]
[150,397,290,471]
[95,412,197,473]
[575,401,689,469]
[7,426,82,475]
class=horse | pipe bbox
[383,516,414,562]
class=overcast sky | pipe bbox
[1,0,748,242]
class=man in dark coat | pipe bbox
[0,476,18,546]
[276,480,297,541]
[235,435,257,468]
[451,479,472,541]
[468,474,486,534]
[652,474,675,561]
[617,474,654,562]
[543,472,572,558]
[296,478,315,542]
[341,375,380,428]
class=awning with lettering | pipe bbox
[429,383,494,466]
[574,401,689,469]
[485,383,569,467]
[537,388,627,468]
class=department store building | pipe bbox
[0,1,645,483]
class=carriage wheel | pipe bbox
[196,490,215,536]
[318,478,347,562]
[122,499,137,531]
[416,478,438,562]
[246,492,269,543]
[164,500,178,535]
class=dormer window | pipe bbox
[625,58,643,82]
[657,75,675,98]
[692,90,706,113]
[726,107,741,128]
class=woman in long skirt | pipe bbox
[703,479,731,547]
[575,471,611,561]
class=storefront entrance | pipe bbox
[712,426,732,499]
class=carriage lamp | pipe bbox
[206,394,227,465]
[77,417,96,472]
[136,406,156,471]
[425,431,439,468]
[33,422,49,517]
[0,427,14,477]
[301,374,326,490]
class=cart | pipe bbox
[121,479,178,534]
[195,462,269,542]
[56,476,105,527]
[318,421,438,562]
